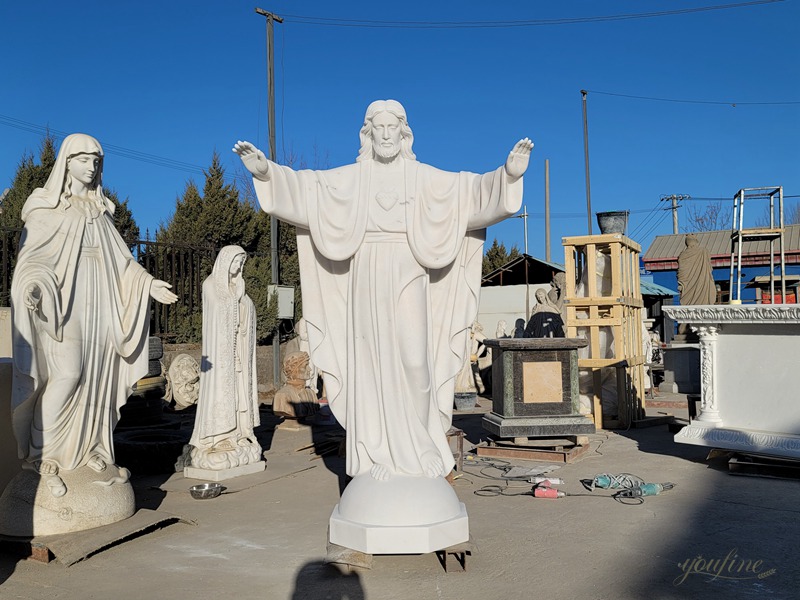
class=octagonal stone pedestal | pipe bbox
[329,474,468,554]
[482,338,595,438]
[184,461,266,482]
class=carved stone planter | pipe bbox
[596,211,629,234]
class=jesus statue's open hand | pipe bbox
[233,141,271,182]
[504,138,534,181]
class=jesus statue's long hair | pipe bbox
[356,99,416,162]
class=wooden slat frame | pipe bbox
[562,234,645,428]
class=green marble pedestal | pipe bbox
[482,338,595,438]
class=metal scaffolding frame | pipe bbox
[728,186,786,303]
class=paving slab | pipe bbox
[1,400,797,599]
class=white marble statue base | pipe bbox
[329,474,469,554]
[0,360,23,495]
[184,461,265,482]
[0,466,135,537]
[675,425,800,459]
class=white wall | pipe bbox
[0,308,10,358]
[476,284,551,338]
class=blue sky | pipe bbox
[1,1,798,259]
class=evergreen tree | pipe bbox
[158,154,279,342]
[0,134,56,230]
[482,239,521,277]
[107,188,140,242]
[158,153,257,251]
[1,135,57,303]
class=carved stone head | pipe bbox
[282,351,311,386]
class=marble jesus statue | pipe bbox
[235,99,531,552]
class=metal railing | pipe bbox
[1,227,217,339]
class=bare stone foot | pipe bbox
[94,465,131,486]
[420,452,445,478]
[45,474,67,498]
[35,459,59,476]
[87,455,107,472]
[370,464,391,481]
[211,439,236,452]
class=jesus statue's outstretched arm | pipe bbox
[233,140,314,228]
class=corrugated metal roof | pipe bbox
[482,254,565,286]
[640,280,678,297]
[642,225,800,271]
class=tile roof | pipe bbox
[642,225,800,271]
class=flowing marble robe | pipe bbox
[677,235,716,306]
[11,135,153,471]
[253,158,522,477]
[190,247,261,467]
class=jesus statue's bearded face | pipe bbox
[370,111,403,160]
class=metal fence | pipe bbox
[1,227,216,339]
[0,227,21,308]
[130,239,216,338]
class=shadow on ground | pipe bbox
[289,560,365,600]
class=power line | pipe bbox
[639,209,672,242]
[680,195,800,200]
[280,1,784,29]
[585,89,800,106]
[630,199,669,239]
[0,113,252,188]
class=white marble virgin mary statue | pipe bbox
[235,100,531,551]
[11,134,176,490]
[3,133,177,535]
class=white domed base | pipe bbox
[330,473,469,554]
[0,465,135,537]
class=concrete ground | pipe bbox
[1,394,797,600]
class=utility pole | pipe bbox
[256,7,284,387]
[512,206,531,318]
[544,159,551,261]
[661,194,690,234]
[581,90,593,235]
[522,205,529,255]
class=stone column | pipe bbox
[691,324,722,426]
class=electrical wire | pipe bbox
[281,1,784,29]
[584,472,646,491]
[469,463,675,505]
[585,88,800,107]
[475,485,537,497]
[630,208,666,240]
[638,208,673,242]
[0,113,253,189]
[629,198,668,239]
[460,456,523,481]
[280,25,287,164]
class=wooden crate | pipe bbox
[562,234,646,428]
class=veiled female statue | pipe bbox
[188,246,262,471]
[4,133,176,534]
